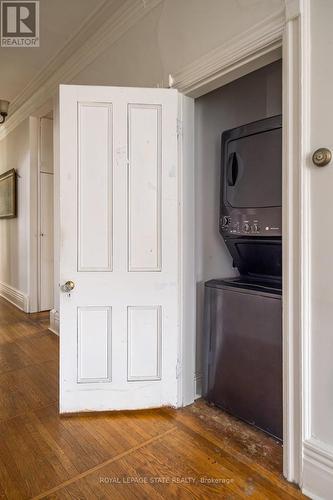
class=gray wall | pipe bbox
[195,60,282,382]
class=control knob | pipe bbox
[243,223,251,232]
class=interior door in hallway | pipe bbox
[58,85,179,412]
[39,117,54,312]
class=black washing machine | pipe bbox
[203,277,282,439]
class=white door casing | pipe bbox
[58,85,181,412]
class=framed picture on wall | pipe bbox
[0,169,17,219]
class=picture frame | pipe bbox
[0,168,17,219]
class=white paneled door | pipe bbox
[58,85,179,412]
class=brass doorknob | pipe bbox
[312,148,332,167]
[62,280,75,292]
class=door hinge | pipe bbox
[176,359,182,378]
[177,119,183,138]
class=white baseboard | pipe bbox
[49,308,59,335]
[0,281,29,312]
[195,372,202,399]
[303,438,333,499]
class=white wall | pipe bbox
[301,1,333,497]
[309,0,333,447]
[0,119,30,307]
[194,60,282,384]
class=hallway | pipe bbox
[0,297,305,499]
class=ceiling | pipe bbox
[0,0,106,103]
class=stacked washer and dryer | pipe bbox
[203,115,283,440]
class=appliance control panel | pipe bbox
[219,211,282,237]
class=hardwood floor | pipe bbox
[0,297,306,499]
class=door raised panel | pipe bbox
[127,104,162,272]
[78,103,113,272]
[77,306,112,383]
[127,306,162,381]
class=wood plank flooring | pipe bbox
[0,297,306,499]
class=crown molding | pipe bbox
[0,0,162,140]
[8,0,113,116]
[169,9,285,97]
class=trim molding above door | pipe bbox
[171,2,307,488]
[169,10,284,98]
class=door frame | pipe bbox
[37,116,54,312]
[172,1,309,485]
[28,101,54,315]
